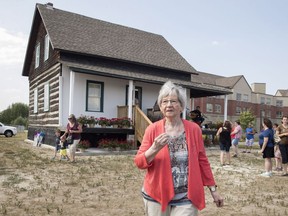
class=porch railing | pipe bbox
[117,105,152,146]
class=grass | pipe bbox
[0,132,287,215]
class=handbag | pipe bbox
[66,134,73,144]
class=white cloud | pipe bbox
[212,40,220,46]
[0,27,28,65]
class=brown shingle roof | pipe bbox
[37,3,197,74]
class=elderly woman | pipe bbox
[61,114,82,163]
[134,81,223,216]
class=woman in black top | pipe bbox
[216,120,232,166]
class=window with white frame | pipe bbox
[243,94,249,102]
[276,100,283,107]
[86,81,103,112]
[206,103,213,112]
[215,104,221,113]
[44,83,49,111]
[276,111,283,118]
[35,43,40,68]
[236,93,241,101]
[44,35,50,61]
[236,107,241,115]
[34,88,38,113]
[260,97,265,104]
[266,98,271,105]
[266,110,271,117]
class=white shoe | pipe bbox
[260,172,272,177]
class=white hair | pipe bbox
[157,81,186,110]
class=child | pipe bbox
[59,136,70,161]
[243,123,256,153]
[51,129,61,160]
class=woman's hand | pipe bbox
[144,133,170,164]
[211,191,224,207]
[151,133,170,151]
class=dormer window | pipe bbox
[44,35,50,61]
[35,43,40,68]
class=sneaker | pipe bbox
[260,172,272,177]
[242,151,246,153]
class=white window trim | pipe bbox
[44,83,49,112]
[44,35,49,61]
[35,43,40,68]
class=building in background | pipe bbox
[191,71,288,131]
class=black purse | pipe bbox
[66,134,73,144]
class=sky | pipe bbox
[1,0,288,112]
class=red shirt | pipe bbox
[134,119,216,211]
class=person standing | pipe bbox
[134,81,223,216]
[216,120,232,166]
[51,128,61,160]
[243,123,256,153]
[230,120,242,157]
[273,123,282,171]
[61,114,82,163]
[258,118,275,177]
[276,116,288,176]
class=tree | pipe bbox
[239,110,256,130]
[0,103,29,125]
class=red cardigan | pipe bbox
[134,119,216,211]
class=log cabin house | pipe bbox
[22,3,231,147]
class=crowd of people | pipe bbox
[215,116,288,177]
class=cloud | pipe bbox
[212,40,220,46]
[0,27,28,65]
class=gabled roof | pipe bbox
[22,3,198,76]
[192,71,250,89]
[277,90,288,96]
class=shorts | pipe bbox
[60,149,67,157]
[55,144,61,151]
[279,144,288,164]
[220,143,231,152]
[245,138,254,147]
[262,146,274,158]
[232,138,240,146]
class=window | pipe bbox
[44,35,50,61]
[276,111,283,118]
[266,98,271,105]
[215,104,221,113]
[236,107,241,115]
[35,43,40,68]
[44,83,49,111]
[260,97,265,104]
[86,81,103,112]
[266,110,271,117]
[33,88,38,113]
[206,103,213,112]
[243,94,249,102]
[236,93,241,101]
[276,100,283,107]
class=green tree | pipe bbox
[0,103,29,125]
[239,110,255,130]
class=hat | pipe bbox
[68,114,75,119]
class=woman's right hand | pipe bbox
[151,133,170,152]
[145,133,170,163]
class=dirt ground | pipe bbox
[0,132,287,216]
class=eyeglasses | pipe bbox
[161,99,179,105]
